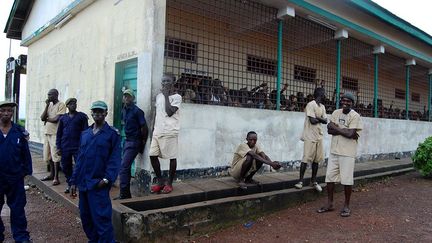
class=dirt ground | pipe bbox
[1,185,87,243]
[195,172,432,243]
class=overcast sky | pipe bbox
[0,0,431,116]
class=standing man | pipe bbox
[56,98,88,193]
[40,89,66,185]
[70,101,121,242]
[229,131,281,189]
[149,74,182,194]
[116,89,148,199]
[317,92,363,217]
[0,101,32,243]
[295,88,327,192]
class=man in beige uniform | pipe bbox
[317,92,363,217]
[229,131,281,189]
[295,88,327,192]
[40,89,66,185]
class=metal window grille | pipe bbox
[165,37,198,62]
[411,92,420,102]
[164,0,430,121]
[395,89,405,100]
[247,55,277,76]
[294,65,317,83]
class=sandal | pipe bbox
[151,184,164,193]
[52,180,60,186]
[340,208,351,217]
[161,185,173,194]
[317,206,335,213]
[41,175,53,181]
[244,179,260,185]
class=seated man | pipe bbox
[229,131,281,188]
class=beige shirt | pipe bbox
[153,93,182,136]
[301,100,327,142]
[44,101,66,135]
[330,109,363,158]
[230,143,263,168]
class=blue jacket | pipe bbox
[121,104,147,141]
[56,112,88,151]
[70,122,121,191]
[0,123,32,181]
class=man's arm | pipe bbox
[308,116,327,125]
[56,118,64,152]
[22,138,33,176]
[104,133,122,184]
[40,101,50,122]
[247,151,281,169]
[327,122,359,139]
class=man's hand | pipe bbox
[70,185,77,198]
[139,142,145,154]
[319,117,328,124]
[45,99,50,106]
[96,179,107,189]
[271,161,282,170]
[162,88,170,97]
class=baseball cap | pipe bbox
[342,92,356,103]
[123,89,135,97]
[0,100,18,108]
[90,100,108,110]
[65,98,77,106]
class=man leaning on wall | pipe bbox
[40,89,66,186]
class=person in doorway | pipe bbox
[0,101,32,243]
[317,92,363,217]
[229,131,282,189]
[40,89,66,185]
[115,89,148,200]
[149,73,182,194]
[56,98,88,193]
[70,101,121,242]
[295,88,327,192]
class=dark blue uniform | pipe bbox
[119,104,147,194]
[70,123,121,243]
[0,123,32,242]
[56,112,88,186]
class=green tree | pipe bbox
[412,136,432,177]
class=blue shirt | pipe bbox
[0,123,32,181]
[121,104,147,141]
[70,123,121,191]
[56,112,88,151]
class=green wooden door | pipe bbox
[114,58,138,176]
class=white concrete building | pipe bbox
[4,0,432,188]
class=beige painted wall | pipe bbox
[25,0,162,144]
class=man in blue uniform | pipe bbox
[56,98,88,193]
[116,89,148,199]
[0,100,32,243]
[70,101,121,243]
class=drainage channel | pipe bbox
[119,162,412,212]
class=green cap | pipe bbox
[90,100,108,110]
[342,92,356,103]
[0,100,18,108]
[65,98,77,106]
[123,89,135,98]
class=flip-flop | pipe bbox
[244,179,260,185]
[151,184,164,193]
[52,180,60,186]
[317,207,335,213]
[162,185,173,194]
[340,208,351,217]
[238,182,248,190]
[41,175,53,181]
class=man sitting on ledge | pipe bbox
[229,131,282,189]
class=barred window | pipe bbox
[342,76,359,91]
[165,38,197,62]
[412,92,420,102]
[247,55,277,76]
[395,89,405,100]
[294,65,316,83]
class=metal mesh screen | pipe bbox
[163,0,431,121]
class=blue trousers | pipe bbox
[61,150,78,186]
[0,178,30,242]
[119,140,141,191]
[79,187,115,243]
